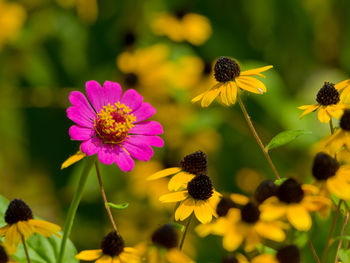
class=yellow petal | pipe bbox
[168,172,195,191]
[76,249,103,260]
[255,222,285,242]
[260,200,286,221]
[147,167,181,180]
[0,225,9,237]
[220,84,230,106]
[240,65,273,77]
[61,150,86,169]
[318,107,331,123]
[244,230,261,252]
[286,204,312,231]
[112,256,121,263]
[175,198,195,221]
[159,191,188,203]
[236,76,267,94]
[17,221,34,240]
[119,251,140,263]
[5,224,21,249]
[166,248,193,263]
[29,219,61,237]
[335,79,350,91]
[230,194,249,205]
[201,86,221,107]
[191,92,205,103]
[96,255,113,263]
[195,223,214,237]
[222,231,243,252]
[298,104,319,119]
[326,105,344,119]
[194,200,213,224]
[324,129,346,154]
[327,176,350,200]
[251,254,278,263]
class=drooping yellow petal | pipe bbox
[222,231,243,252]
[230,194,249,205]
[229,82,238,104]
[244,230,261,252]
[317,107,331,123]
[0,225,9,237]
[335,79,350,91]
[201,87,222,107]
[96,255,113,263]
[191,92,205,103]
[286,204,312,231]
[29,219,61,237]
[61,150,86,169]
[327,176,350,200]
[236,76,266,94]
[112,256,121,263]
[166,248,193,263]
[260,200,286,221]
[219,84,229,106]
[75,249,103,260]
[147,167,181,180]
[119,250,140,263]
[159,191,188,203]
[5,224,21,249]
[175,198,195,221]
[251,254,278,263]
[255,222,286,242]
[17,221,34,240]
[324,130,347,154]
[194,200,213,224]
[240,65,273,77]
[298,104,319,119]
[326,105,345,119]
[168,172,195,191]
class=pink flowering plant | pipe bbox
[67,80,163,171]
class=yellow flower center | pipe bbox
[94,102,136,144]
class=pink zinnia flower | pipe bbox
[67,80,164,172]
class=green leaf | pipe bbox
[274,178,287,186]
[0,195,78,263]
[265,130,312,151]
[339,248,350,263]
[107,202,129,210]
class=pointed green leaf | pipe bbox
[265,130,312,151]
[107,202,129,210]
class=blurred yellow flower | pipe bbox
[151,12,212,45]
[192,57,272,107]
[0,0,26,50]
[56,0,98,24]
[298,81,349,123]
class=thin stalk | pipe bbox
[330,119,335,134]
[179,213,193,251]
[95,161,118,233]
[308,239,321,263]
[322,200,342,263]
[21,235,31,263]
[237,95,280,179]
[57,156,96,263]
[334,212,349,263]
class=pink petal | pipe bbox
[120,89,143,111]
[122,141,154,161]
[67,107,94,128]
[129,121,163,135]
[69,91,96,118]
[86,81,104,112]
[81,137,102,155]
[127,135,164,147]
[115,147,135,172]
[98,144,117,165]
[133,102,156,123]
[69,125,95,141]
[103,81,122,105]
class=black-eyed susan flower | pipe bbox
[312,152,350,200]
[260,178,331,231]
[146,224,192,263]
[221,253,248,263]
[325,109,350,154]
[192,56,273,107]
[211,201,286,252]
[159,174,221,224]
[0,199,61,252]
[251,245,300,263]
[76,231,140,263]
[150,11,212,45]
[147,151,208,191]
[253,179,278,205]
[298,81,348,123]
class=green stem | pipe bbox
[308,239,321,263]
[179,213,193,251]
[57,156,96,263]
[330,119,334,135]
[237,95,280,179]
[21,235,31,263]
[334,212,349,263]
[322,200,342,263]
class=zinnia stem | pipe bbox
[95,161,118,233]
[308,239,321,263]
[334,212,349,263]
[329,119,334,134]
[322,200,342,263]
[57,156,96,263]
[179,213,193,251]
[21,235,31,263]
[237,95,280,180]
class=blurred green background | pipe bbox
[1,0,350,262]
